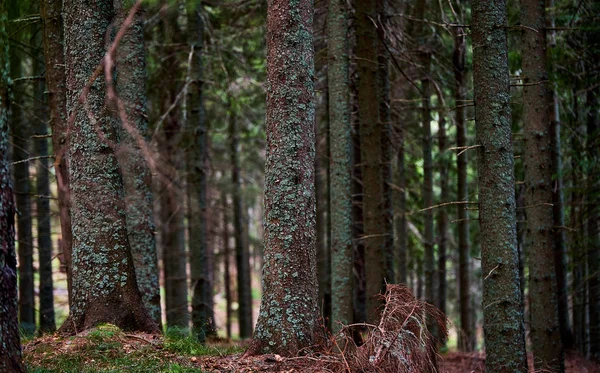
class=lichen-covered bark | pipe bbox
[59,0,158,334]
[328,0,352,334]
[248,0,319,356]
[8,0,35,334]
[41,0,73,305]
[32,17,56,332]
[356,0,385,322]
[453,25,473,352]
[472,0,528,371]
[113,0,162,327]
[521,0,564,369]
[187,4,214,341]
[0,4,26,370]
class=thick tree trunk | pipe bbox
[248,0,319,355]
[453,26,473,352]
[59,0,158,334]
[521,0,564,369]
[32,19,55,333]
[472,1,528,371]
[41,0,73,305]
[229,100,253,339]
[9,0,35,335]
[0,5,26,369]
[356,0,385,322]
[114,0,162,327]
[328,0,353,334]
[187,5,214,341]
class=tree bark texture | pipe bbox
[0,3,26,369]
[41,0,73,305]
[248,0,319,356]
[60,0,158,334]
[356,0,385,322]
[521,0,564,369]
[436,110,448,318]
[472,0,528,371]
[114,0,162,327]
[453,25,473,352]
[328,0,353,334]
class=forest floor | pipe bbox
[23,325,600,373]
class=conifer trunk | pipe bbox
[472,0,528,370]
[41,0,73,305]
[0,3,25,369]
[521,0,564,369]
[328,0,353,334]
[248,0,319,355]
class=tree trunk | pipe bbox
[228,99,253,339]
[187,4,214,341]
[59,0,158,334]
[586,88,600,360]
[114,0,162,327]
[247,0,319,355]
[158,10,189,329]
[472,1,528,371]
[356,0,385,322]
[41,0,73,306]
[9,0,35,335]
[453,25,473,352]
[222,192,232,339]
[436,108,448,318]
[377,0,394,285]
[32,17,55,333]
[521,0,564,369]
[0,4,26,369]
[328,0,353,334]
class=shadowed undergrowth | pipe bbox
[23,325,243,373]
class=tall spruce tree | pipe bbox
[59,0,157,334]
[0,1,25,369]
[328,0,353,334]
[472,0,528,371]
[521,0,564,369]
[248,0,319,356]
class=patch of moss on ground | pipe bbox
[23,325,243,373]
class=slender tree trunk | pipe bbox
[0,4,25,369]
[32,19,55,333]
[356,0,385,322]
[453,25,473,351]
[59,0,158,334]
[248,0,319,355]
[377,0,394,285]
[328,0,353,334]
[41,0,73,305]
[222,192,232,339]
[521,0,564,369]
[228,100,253,339]
[395,122,407,285]
[159,10,189,329]
[9,0,35,335]
[421,52,435,310]
[187,5,214,341]
[114,0,162,327]
[436,110,448,318]
[472,0,528,371]
[586,88,600,360]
